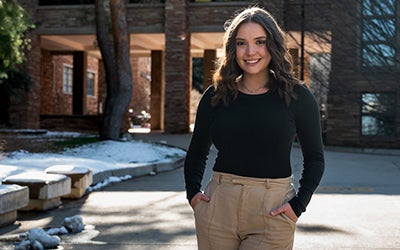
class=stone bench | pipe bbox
[0,184,29,227]
[45,165,93,199]
[3,173,71,211]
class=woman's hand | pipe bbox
[270,203,298,223]
[190,192,210,210]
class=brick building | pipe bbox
[4,0,400,148]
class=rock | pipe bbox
[63,215,84,233]
[59,226,69,234]
[14,240,31,250]
[28,228,60,249]
[32,240,44,250]
[46,226,68,235]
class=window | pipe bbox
[63,65,73,94]
[361,0,397,67]
[87,72,96,96]
[310,53,331,106]
[361,92,396,136]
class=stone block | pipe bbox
[0,184,29,214]
[0,210,17,227]
[0,184,29,226]
[19,197,61,211]
[45,165,93,199]
[3,173,71,200]
[3,173,71,211]
[64,187,87,199]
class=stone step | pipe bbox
[3,173,71,211]
[45,165,93,199]
[0,184,29,227]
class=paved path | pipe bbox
[0,133,399,249]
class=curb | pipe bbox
[92,157,185,184]
[292,142,400,156]
[323,145,400,156]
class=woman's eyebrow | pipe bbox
[235,36,267,40]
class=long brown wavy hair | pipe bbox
[212,6,300,107]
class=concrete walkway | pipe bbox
[132,133,400,249]
[0,132,399,249]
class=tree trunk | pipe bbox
[95,0,133,140]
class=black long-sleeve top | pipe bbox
[184,84,325,217]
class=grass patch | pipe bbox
[53,136,100,149]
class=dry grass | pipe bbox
[0,132,99,154]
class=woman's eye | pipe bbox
[256,40,267,46]
[236,41,245,46]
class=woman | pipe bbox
[184,6,325,250]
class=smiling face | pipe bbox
[235,22,271,79]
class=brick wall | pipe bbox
[40,115,101,133]
[164,0,191,133]
[326,1,400,148]
[40,50,54,114]
[40,53,100,116]
[35,5,96,34]
[19,0,291,134]
[8,31,41,129]
[14,0,400,147]
[35,4,165,34]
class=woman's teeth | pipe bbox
[245,59,259,64]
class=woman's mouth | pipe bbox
[245,59,260,64]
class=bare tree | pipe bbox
[285,0,399,141]
[95,0,133,140]
[287,0,398,92]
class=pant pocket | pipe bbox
[194,179,217,217]
[194,179,220,248]
[281,212,297,225]
[281,182,297,225]
[284,183,296,202]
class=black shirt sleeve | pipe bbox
[288,84,325,217]
[184,86,214,202]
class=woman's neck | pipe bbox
[238,74,270,94]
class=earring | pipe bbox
[269,70,277,80]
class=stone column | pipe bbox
[164,0,191,133]
[202,49,216,90]
[72,52,88,115]
[150,50,165,131]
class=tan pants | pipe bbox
[194,172,296,250]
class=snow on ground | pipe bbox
[0,131,186,183]
[0,131,187,248]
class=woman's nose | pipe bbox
[246,44,256,55]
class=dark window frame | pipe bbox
[361,0,398,67]
[63,65,73,94]
[86,71,96,97]
[360,91,397,137]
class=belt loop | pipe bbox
[265,179,270,189]
[214,173,221,184]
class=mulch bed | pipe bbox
[0,130,96,154]
[0,135,63,153]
